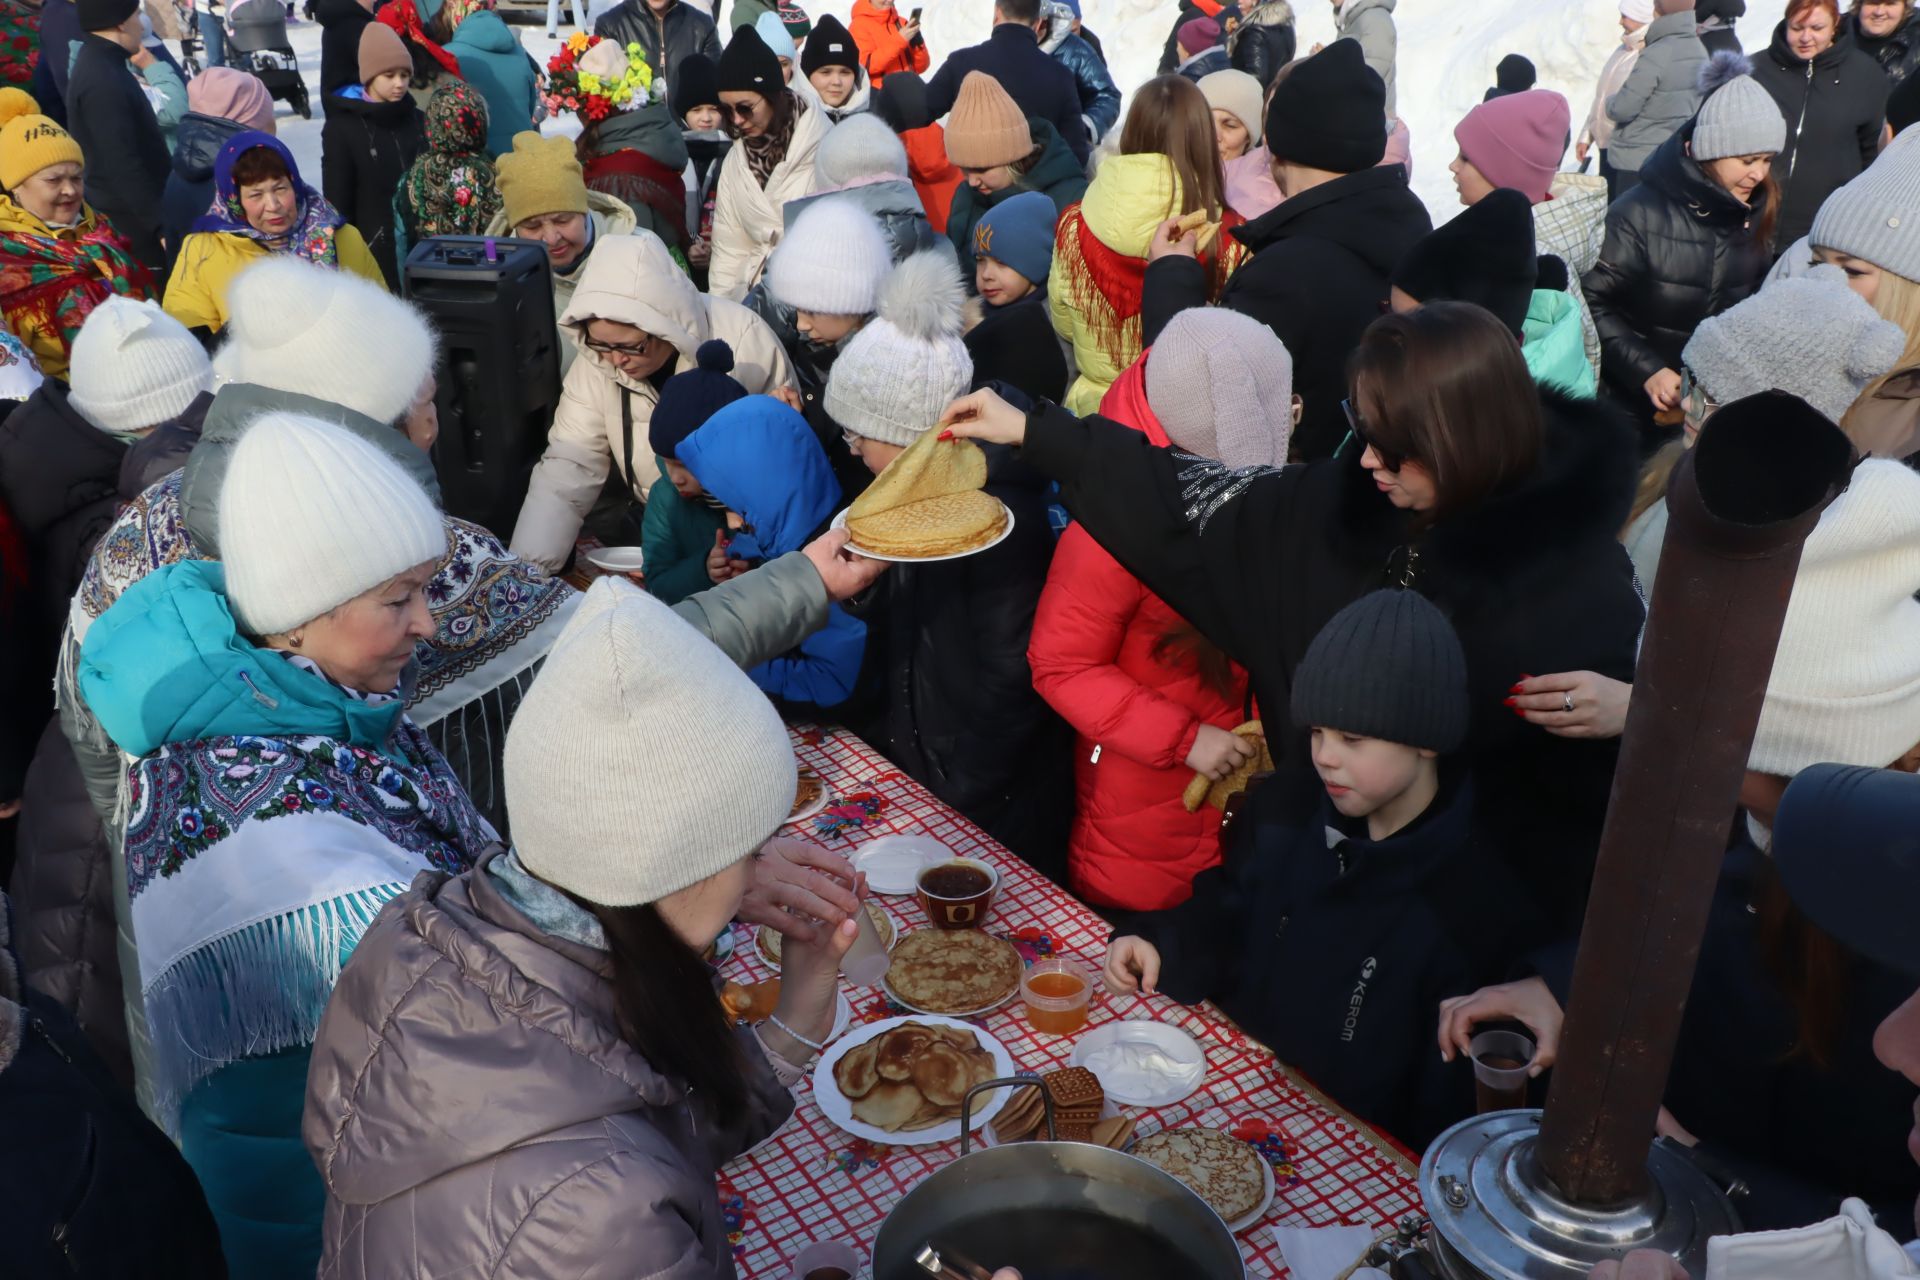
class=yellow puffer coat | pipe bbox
[1049,153,1247,416]
[162,225,385,333]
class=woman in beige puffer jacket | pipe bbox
[508,230,797,571]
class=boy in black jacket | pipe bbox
[1104,589,1544,1149]
[965,189,1068,406]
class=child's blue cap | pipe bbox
[973,190,1058,288]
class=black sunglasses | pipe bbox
[1343,398,1404,472]
[721,98,763,120]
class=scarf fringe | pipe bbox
[143,885,404,1135]
[1055,205,1147,376]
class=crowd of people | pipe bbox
[3,0,1920,1276]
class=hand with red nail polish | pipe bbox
[1509,671,1632,740]
[934,388,1027,448]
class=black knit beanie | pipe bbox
[1264,38,1388,173]
[1484,53,1537,102]
[1391,188,1538,339]
[717,25,782,96]
[803,14,861,77]
[79,0,137,31]
[875,71,933,132]
[649,341,747,460]
[673,53,722,118]
[1290,590,1470,752]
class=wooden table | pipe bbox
[716,725,1423,1278]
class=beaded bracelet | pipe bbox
[766,1012,825,1054]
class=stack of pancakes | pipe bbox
[832,1021,997,1133]
[1129,1128,1268,1223]
[845,430,1007,558]
[884,928,1022,1014]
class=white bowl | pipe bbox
[585,545,646,574]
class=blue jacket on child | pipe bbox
[677,396,866,712]
[1136,766,1544,1149]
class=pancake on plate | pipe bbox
[885,928,1022,1015]
[1128,1127,1268,1223]
[833,1020,997,1134]
[845,431,1006,559]
[759,902,894,966]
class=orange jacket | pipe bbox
[849,0,928,88]
[901,123,961,235]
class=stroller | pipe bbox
[226,0,311,118]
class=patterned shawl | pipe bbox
[379,0,462,78]
[191,131,348,268]
[400,81,503,238]
[741,91,805,189]
[0,201,153,364]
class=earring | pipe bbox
[289,632,303,648]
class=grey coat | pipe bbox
[1337,0,1397,118]
[1605,10,1708,172]
[304,856,793,1280]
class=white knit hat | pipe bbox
[1146,308,1294,467]
[503,577,797,907]
[1198,69,1264,145]
[768,197,894,316]
[1750,460,1920,777]
[814,113,910,188]
[213,255,437,425]
[1682,265,1907,425]
[219,412,446,636]
[68,297,212,434]
[824,250,973,446]
[1810,125,1920,282]
[1620,0,1655,22]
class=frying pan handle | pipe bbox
[957,1076,1056,1156]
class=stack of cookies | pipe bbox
[990,1066,1135,1148]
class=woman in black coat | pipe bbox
[1751,8,1890,253]
[939,303,1644,931]
[1583,118,1777,450]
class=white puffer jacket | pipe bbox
[707,94,832,300]
[508,232,798,571]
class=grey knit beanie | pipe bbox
[1682,265,1907,425]
[824,249,972,446]
[1690,52,1787,162]
[1290,589,1469,752]
[1810,125,1920,282]
[1145,308,1294,468]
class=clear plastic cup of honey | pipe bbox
[1021,957,1093,1036]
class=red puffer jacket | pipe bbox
[1028,358,1250,913]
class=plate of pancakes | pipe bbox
[882,928,1024,1017]
[1126,1126,1275,1233]
[834,429,1013,561]
[814,1015,1017,1145]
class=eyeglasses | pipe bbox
[1343,398,1404,472]
[584,334,657,358]
[841,429,865,451]
[1680,369,1720,435]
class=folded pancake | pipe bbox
[848,489,1007,558]
[847,430,988,521]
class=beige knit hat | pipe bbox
[943,71,1032,169]
[1749,460,1920,778]
[503,578,797,908]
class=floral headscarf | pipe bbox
[192,131,348,268]
[378,0,460,78]
[401,82,503,238]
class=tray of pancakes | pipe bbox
[1181,721,1274,813]
[1126,1126,1275,1233]
[883,927,1023,1017]
[757,901,896,967]
[786,768,827,824]
[813,1015,1017,1144]
[833,430,1013,562]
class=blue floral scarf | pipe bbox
[191,130,346,268]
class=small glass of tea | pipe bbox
[1021,957,1093,1036]
[787,1239,861,1280]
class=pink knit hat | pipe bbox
[1177,16,1220,55]
[1453,88,1571,206]
[186,68,276,135]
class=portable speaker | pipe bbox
[404,236,561,540]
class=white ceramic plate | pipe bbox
[812,1014,1017,1146]
[585,545,645,574]
[829,501,1016,563]
[853,834,952,895]
[882,969,1020,1020]
[1069,1020,1207,1108]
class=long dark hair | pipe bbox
[1347,302,1544,526]
[581,899,751,1115]
[1753,858,1851,1070]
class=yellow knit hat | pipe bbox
[0,113,84,192]
[495,131,589,229]
[943,71,1032,170]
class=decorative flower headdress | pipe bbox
[544,33,656,124]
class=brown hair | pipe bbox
[1754,859,1852,1069]
[230,145,291,189]
[1150,622,1240,699]
[1347,302,1544,525]
[1786,0,1843,23]
[1118,75,1228,220]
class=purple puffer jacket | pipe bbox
[302,855,794,1280]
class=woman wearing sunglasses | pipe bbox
[937,301,1643,934]
[706,25,831,300]
[508,230,800,573]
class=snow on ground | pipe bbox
[259,0,1788,224]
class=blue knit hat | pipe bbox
[649,340,746,460]
[754,11,797,62]
[973,191,1058,287]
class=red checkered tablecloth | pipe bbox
[719,726,1421,1278]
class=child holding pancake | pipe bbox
[1103,590,1544,1148]
[827,248,1075,878]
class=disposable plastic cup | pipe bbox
[1470,1029,1535,1113]
[1021,957,1093,1036]
[788,1239,862,1280]
[840,903,891,986]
